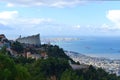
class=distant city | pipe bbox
[41,37,80,43]
[66,51,120,76]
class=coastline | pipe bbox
[83,53,120,60]
[65,50,120,60]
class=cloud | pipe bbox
[0,10,56,38]
[0,11,18,25]
[74,24,81,29]
[107,10,120,29]
[76,24,81,28]
[101,24,110,30]
[50,0,84,8]
[13,18,53,26]
[0,11,53,26]
[6,3,15,7]
[0,11,18,20]
[100,24,116,31]
[0,0,87,8]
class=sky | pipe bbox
[0,0,120,39]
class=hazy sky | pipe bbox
[0,0,120,39]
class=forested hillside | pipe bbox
[0,44,120,80]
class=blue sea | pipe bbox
[52,36,120,59]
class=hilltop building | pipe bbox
[16,34,41,46]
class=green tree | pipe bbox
[3,69,11,80]
[0,54,15,80]
[13,56,35,65]
[29,58,71,80]
[15,64,30,80]
[61,69,83,80]
[0,46,7,54]
[11,41,24,53]
[0,54,30,80]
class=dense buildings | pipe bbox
[65,51,120,76]
[16,34,41,46]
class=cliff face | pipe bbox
[16,34,41,45]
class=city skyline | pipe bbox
[0,0,120,39]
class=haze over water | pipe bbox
[52,36,120,59]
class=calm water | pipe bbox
[52,36,120,59]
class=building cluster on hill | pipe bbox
[0,34,48,60]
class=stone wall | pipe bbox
[16,34,41,45]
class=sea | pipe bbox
[51,36,120,59]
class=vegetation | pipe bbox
[0,54,30,80]
[0,44,120,80]
[0,46,7,54]
[41,44,68,58]
[11,41,24,53]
